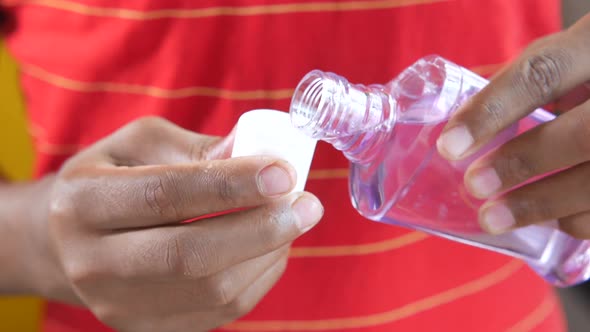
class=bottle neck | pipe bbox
[290,70,396,164]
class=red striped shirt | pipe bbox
[3,0,566,331]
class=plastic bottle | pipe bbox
[289,55,590,287]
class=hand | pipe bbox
[436,14,590,238]
[33,117,323,332]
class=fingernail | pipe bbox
[437,125,474,159]
[480,203,515,234]
[292,195,324,232]
[468,167,502,198]
[258,165,293,196]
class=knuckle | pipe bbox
[204,275,234,306]
[143,172,182,220]
[189,136,219,162]
[163,233,212,278]
[211,168,240,206]
[48,192,77,223]
[496,153,539,184]
[480,99,506,132]
[47,179,83,224]
[189,142,208,162]
[126,116,166,136]
[225,295,257,320]
[64,258,99,287]
[163,236,194,278]
[515,50,571,103]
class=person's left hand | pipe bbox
[436,13,590,239]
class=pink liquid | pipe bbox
[349,110,590,286]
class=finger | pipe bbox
[182,244,290,310]
[65,157,297,229]
[103,193,322,279]
[219,251,288,322]
[465,99,590,199]
[159,255,289,332]
[87,117,232,167]
[478,162,590,234]
[169,245,289,313]
[88,245,290,320]
[559,211,590,239]
[437,16,590,160]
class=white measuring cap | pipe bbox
[231,109,318,192]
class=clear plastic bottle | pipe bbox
[289,55,590,287]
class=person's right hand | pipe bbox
[32,117,323,332]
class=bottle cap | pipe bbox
[231,109,318,192]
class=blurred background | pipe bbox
[0,39,39,331]
[1,2,590,332]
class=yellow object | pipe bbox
[0,41,42,331]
